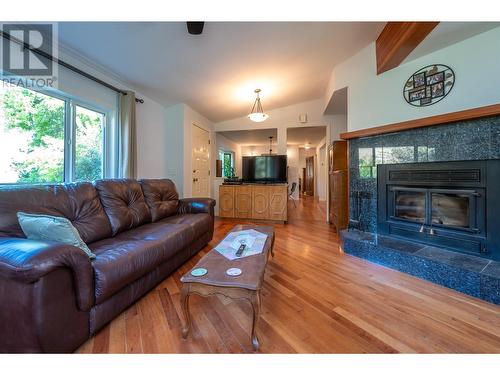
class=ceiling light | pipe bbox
[248,89,269,122]
[305,143,311,149]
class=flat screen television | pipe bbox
[242,155,287,183]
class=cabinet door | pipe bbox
[252,186,269,220]
[331,171,348,230]
[219,186,234,218]
[235,186,252,218]
[269,186,287,221]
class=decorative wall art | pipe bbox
[403,64,455,107]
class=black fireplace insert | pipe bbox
[377,160,500,261]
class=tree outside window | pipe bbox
[0,84,106,184]
[223,152,233,177]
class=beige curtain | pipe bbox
[119,91,137,179]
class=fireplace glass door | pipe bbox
[431,192,471,229]
[394,189,426,223]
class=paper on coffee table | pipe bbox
[215,229,268,260]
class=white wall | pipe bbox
[165,104,185,192]
[317,141,327,201]
[327,114,347,140]
[240,145,275,157]
[164,103,215,198]
[324,27,500,132]
[286,146,300,200]
[136,97,170,179]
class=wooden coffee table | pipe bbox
[180,224,275,351]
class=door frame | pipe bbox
[191,122,211,198]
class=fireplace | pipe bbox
[377,160,500,261]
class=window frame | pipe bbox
[0,84,114,184]
[219,150,235,178]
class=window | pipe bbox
[74,106,105,181]
[0,83,109,184]
[218,150,234,178]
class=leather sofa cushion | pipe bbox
[0,183,112,243]
[89,219,199,303]
[95,179,151,236]
[160,213,212,238]
[140,179,179,222]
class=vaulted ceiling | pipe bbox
[58,22,385,122]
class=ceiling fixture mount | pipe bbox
[248,89,269,122]
[186,22,204,35]
[304,142,311,150]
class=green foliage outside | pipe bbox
[75,107,103,182]
[0,86,103,183]
[223,153,233,177]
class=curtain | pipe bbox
[119,91,137,179]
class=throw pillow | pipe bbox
[17,212,96,259]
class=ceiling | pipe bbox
[218,126,326,147]
[287,126,326,147]
[58,22,386,122]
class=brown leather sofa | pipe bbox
[0,179,215,353]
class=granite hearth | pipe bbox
[340,229,500,304]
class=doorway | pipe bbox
[304,156,314,196]
[192,124,210,198]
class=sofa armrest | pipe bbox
[0,238,94,311]
[177,198,216,216]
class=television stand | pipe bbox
[218,183,288,223]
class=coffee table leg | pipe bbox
[180,284,191,339]
[250,292,261,351]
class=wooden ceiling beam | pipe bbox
[376,22,439,75]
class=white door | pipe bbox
[192,124,210,197]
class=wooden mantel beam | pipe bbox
[376,22,439,75]
[340,104,500,140]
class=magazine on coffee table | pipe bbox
[214,229,268,260]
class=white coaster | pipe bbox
[226,267,242,276]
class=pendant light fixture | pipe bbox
[248,89,269,122]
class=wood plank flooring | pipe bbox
[77,196,500,353]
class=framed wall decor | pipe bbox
[403,64,455,107]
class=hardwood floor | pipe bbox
[77,196,500,353]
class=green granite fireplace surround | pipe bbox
[347,115,500,234]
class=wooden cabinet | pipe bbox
[328,141,348,231]
[234,185,252,218]
[252,186,269,220]
[218,184,287,222]
[219,185,235,218]
[269,186,287,221]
